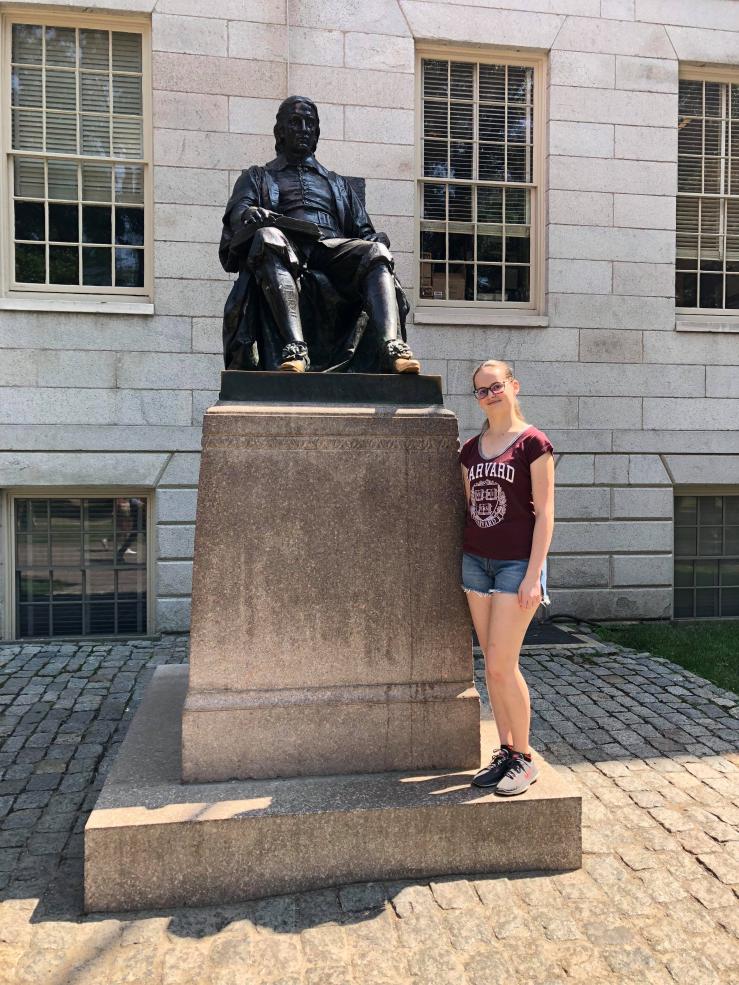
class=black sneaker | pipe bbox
[470,747,512,788]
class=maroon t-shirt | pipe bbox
[459,426,553,560]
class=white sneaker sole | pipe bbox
[494,775,538,797]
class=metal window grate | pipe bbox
[14,497,148,638]
[674,494,739,619]
[9,23,146,293]
[419,57,535,305]
[676,79,739,311]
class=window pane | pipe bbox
[676,271,697,307]
[726,526,739,554]
[15,244,45,283]
[450,62,473,101]
[725,497,739,523]
[11,66,42,107]
[420,230,445,261]
[449,231,473,261]
[720,588,739,617]
[49,245,79,284]
[52,568,83,601]
[15,201,45,241]
[12,109,43,151]
[694,560,718,586]
[80,30,109,70]
[419,262,445,300]
[422,184,446,221]
[87,569,115,599]
[698,525,722,556]
[423,60,448,100]
[80,115,110,156]
[115,207,144,246]
[423,102,447,140]
[477,187,502,223]
[83,206,112,244]
[113,117,143,158]
[699,273,723,308]
[45,27,76,67]
[448,184,472,221]
[80,73,109,113]
[505,265,530,302]
[113,75,142,116]
[448,263,474,301]
[674,588,694,618]
[48,159,78,200]
[675,496,697,524]
[82,247,112,286]
[12,24,42,64]
[505,230,530,263]
[719,560,739,586]
[508,66,532,104]
[479,106,505,142]
[674,526,696,556]
[45,112,77,153]
[679,80,702,116]
[52,604,83,636]
[115,248,144,287]
[478,144,505,181]
[477,230,502,262]
[476,265,502,301]
[450,142,472,180]
[46,69,76,111]
[479,64,505,102]
[112,32,142,73]
[49,203,78,242]
[82,163,112,202]
[699,496,722,524]
[14,157,44,198]
[674,560,693,587]
[18,572,50,603]
[50,500,81,565]
[423,141,448,178]
[506,145,529,182]
[18,605,50,637]
[695,588,718,617]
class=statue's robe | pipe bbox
[219,157,409,372]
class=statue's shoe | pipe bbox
[393,356,421,374]
[279,359,306,372]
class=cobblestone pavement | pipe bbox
[0,632,737,985]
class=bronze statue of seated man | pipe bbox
[219,96,421,374]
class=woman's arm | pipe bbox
[518,452,555,609]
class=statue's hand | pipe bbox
[244,206,277,225]
[369,231,391,248]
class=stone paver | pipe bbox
[0,632,737,984]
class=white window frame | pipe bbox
[2,487,155,641]
[414,45,547,324]
[676,67,739,332]
[0,8,153,310]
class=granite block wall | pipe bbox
[1,0,739,636]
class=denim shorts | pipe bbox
[462,552,551,605]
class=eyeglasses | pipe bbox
[473,381,507,399]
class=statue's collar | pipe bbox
[266,154,326,175]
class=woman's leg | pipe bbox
[465,592,513,747]
[485,593,539,754]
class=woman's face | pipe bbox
[473,364,520,413]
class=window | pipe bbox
[677,76,739,312]
[2,14,150,299]
[674,494,739,619]
[416,51,543,308]
[13,496,149,638]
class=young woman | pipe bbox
[460,359,554,795]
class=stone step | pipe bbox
[85,665,582,912]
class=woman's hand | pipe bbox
[518,575,542,610]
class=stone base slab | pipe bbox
[85,666,582,913]
[183,682,480,781]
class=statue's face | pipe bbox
[281,102,319,158]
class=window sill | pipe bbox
[412,307,548,328]
[0,298,154,316]
[675,315,739,334]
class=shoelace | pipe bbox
[487,749,509,768]
[505,756,528,777]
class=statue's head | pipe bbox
[274,96,320,158]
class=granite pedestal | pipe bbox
[181,373,480,781]
[85,665,582,912]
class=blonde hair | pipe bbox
[471,359,526,427]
